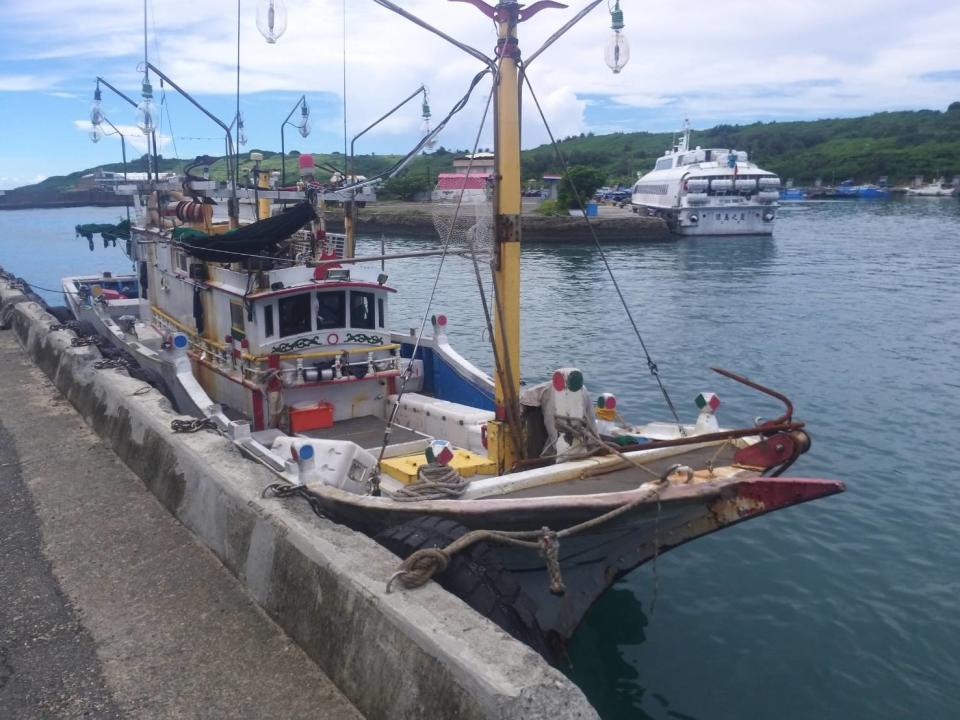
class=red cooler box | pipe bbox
[289,401,334,433]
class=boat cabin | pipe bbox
[140,234,401,432]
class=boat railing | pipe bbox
[150,305,400,388]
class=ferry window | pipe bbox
[317,291,345,330]
[377,298,384,329]
[655,158,673,171]
[278,293,311,337]
[230,301,245,340]
[350,291,375,329]
[263,304,275,338]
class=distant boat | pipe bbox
[779,188,807,201]
[834,180,891,199]
[630,120,780,235]
[905,180,956,197]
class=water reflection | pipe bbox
[673,234,777,275]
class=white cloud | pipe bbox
[2,0,960,160]
[73,119,172,155]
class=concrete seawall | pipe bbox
[323,201,672,242]
[0,282,599,720]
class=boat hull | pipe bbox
[308,474,844,656]
[635,204,776,236]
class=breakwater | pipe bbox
[325,201,672,242]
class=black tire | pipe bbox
[375,516,551,658]
[46,306,75,323]
[0,303,15,330]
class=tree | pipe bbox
[381,172,432,200]
[948,101,960,113]
[556,165,606,210]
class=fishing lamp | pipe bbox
[90,86,103,127]
[89,124,104,143]
[256,0,288,44]
[604,1,630,74]
[299,101,311,138]
[135,80,156,133]
[237,113,248,146]
[421,90,437,149]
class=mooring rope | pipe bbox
[386,467,685,596]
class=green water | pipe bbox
[2,200,958,718]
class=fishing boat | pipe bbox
[905,179,957,197]
[630,120,781,236]
[67,0,843,660]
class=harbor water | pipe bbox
[1,200,958,719]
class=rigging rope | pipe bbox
[371,81,498,491]
[520,70,686,436]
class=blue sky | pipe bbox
[1,0,959,189]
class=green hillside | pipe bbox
[6,105,960,202]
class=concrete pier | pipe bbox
[0,332,362,719]
[0,281,599,719]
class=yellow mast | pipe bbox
[488,3,523,474]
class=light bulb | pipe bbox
[90,88,103,126]
[256,0,288,44]
[299,103,310,137]
[605,31,630,74]
[136,80,155,133]
[89,125,104,143]
[604,2,630,74]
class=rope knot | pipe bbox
[538,527,565,596]
[386,547,450,594]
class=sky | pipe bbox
[0,0,959,190]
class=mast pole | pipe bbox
[489,1,523,473]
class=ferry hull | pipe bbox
[637,204,776,236]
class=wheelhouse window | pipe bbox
[317,291,346,330]
[377,297,384,329]
[229,300,245,340]
[263,303,275,338]
[278,293,311,337]
[350,291,375,329]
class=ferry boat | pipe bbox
[631,121,781,236]
[62,0,843,660]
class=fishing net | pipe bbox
[431,180,493,258]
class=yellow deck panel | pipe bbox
[381,448,497,484]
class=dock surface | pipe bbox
[0,331,362,719]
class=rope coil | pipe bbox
[388,462,470,502]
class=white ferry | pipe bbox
[631,121,781,236]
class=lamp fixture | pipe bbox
[604,1,630,74]
[237,112,248,146]
[299,101,311,138]
[135,80,156,133]
[421,89,436,149]
[90,86,104,126]
[256,0,288,44]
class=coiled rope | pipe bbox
[387,462,470,502]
